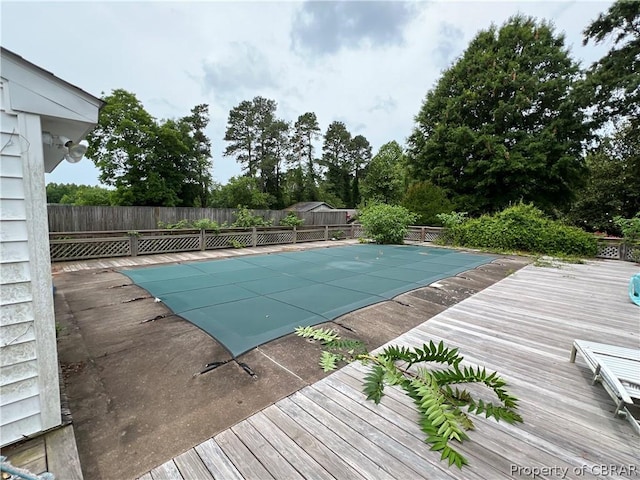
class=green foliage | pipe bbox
[228,239,246,249]
[157,219,193,230]
[320,121,354,207]
[358,203,417,244]
[223,96,289,208]
[47,183,79,203]
[50,183,114,206]
[445,204,598,256]
[436,211,468,228]
[231,205,273,228]
[296,327,523,469]
[328,229,345,240]
[582,1,639,130]
[87,89,213,207]
[566,123,640,234]
[401,181,455,226]
[407,15,588,215]
[280,213,305,227]
[157,218,220,232]
[319,122,372,208]
[361,141,406,205]
[291,113,322,199]
[192,219,221,231]
[614,214,640,243]
[213,176,273,209]
[294,326,367,372]
[614,214,640,262]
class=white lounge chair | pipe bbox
[570,340,640,434]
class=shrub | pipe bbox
[445,203,597,257]
[157,219,194,229]
[158,218,220,232]
[192,219,221,232]
[231,205,273,228]
[279,213,305,227]
[401,181,455,225]
[358,203,417,244]
[614,214,640,262]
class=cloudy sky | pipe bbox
[2,1,613,187]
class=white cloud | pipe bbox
[1,0,614,187]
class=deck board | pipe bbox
[138,259,640,479]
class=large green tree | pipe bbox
[291,112,321,201]
[319,121,353,206]
[361,141,406,205]
[60,186,113,206]
[582,1,639,130]
[223,97,290,207]
[46,183,80,203]
[349,134,372,206]
[211,176,272,209]
[181,104,213,207]
[407,16,588,214]
[567,122,640,233]
[87,89,213,206]
[401,181,455,226]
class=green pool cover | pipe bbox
[121,245,495,357]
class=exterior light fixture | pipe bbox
[42,132,89,163]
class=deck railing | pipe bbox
[594,236,639,262]
[48,226,635,263]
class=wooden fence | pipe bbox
[46,205,351,232]
[49,225,444,262]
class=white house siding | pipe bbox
[0,80,60,446]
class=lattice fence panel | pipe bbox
[350,225,365,238]
[51,239,130,261]
[137,235,200,255]
[596,243,621,259]
[297,230,326,242]
[328,228,349,240]
[205,233,253,249]
[404,229,421,241]
[257,231,295,246]
[424,230,442,242]
[625,245,639,262]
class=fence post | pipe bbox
[129,234,138,257]
[421,227,425,243]
[200,229,205,251]
[324,226,329,241]
[293,226,297,244]
[351,224,355,239]
[252,227,257,247]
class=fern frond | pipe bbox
[295,326,339,342]
[362,364,386,403]
[319,351,341,372]
[466,400,523,424]
[406,341,463,367]
[404,370,470,465]
[325,338,367,355]
[380,344,414,363]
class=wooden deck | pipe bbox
[1,424,83,479]
[136,259,639,480]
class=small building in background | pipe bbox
[284,201,336,213]
[0,47,103,447]
[284,201,357,223]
